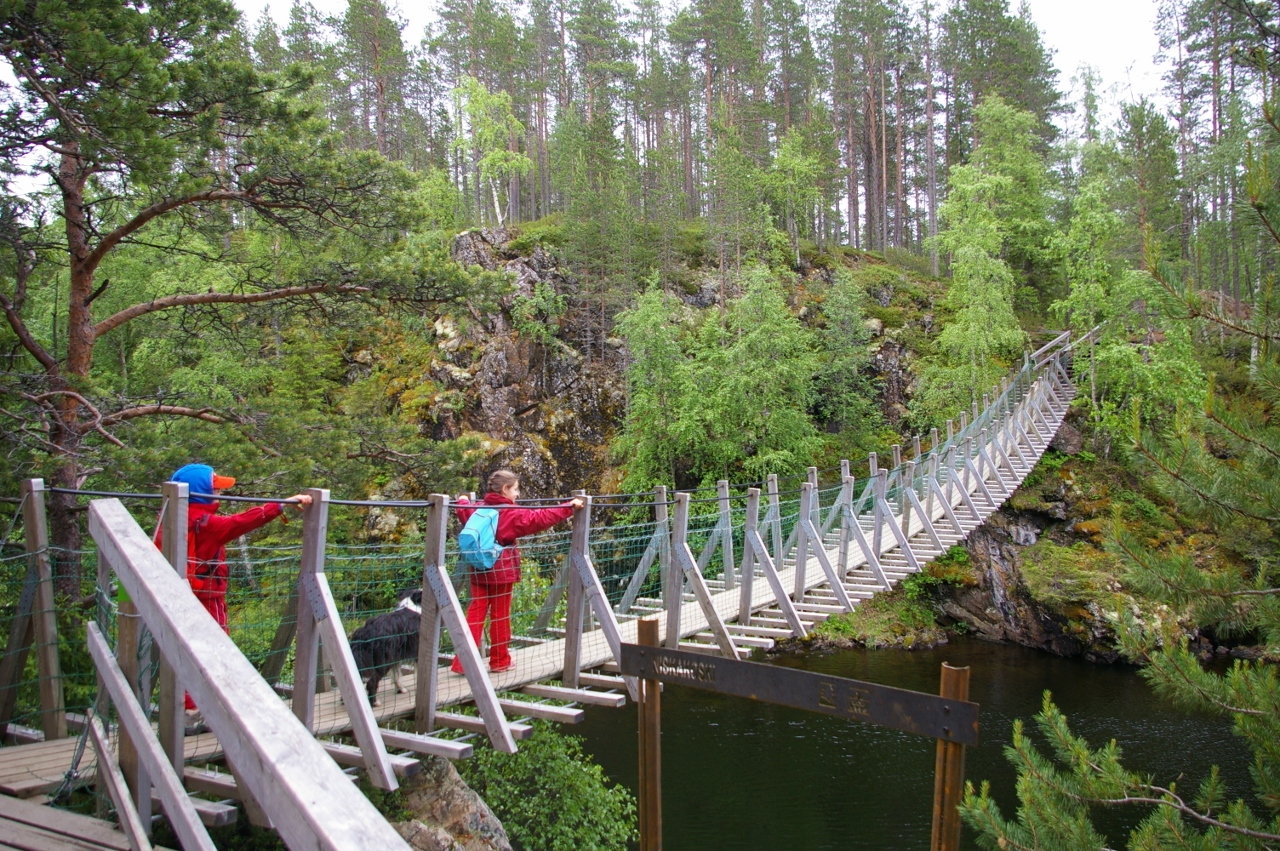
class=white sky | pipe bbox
[239,0,1171,132]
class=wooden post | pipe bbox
[158,481,188,776]
[738,489,759,624]
[116,584,151,835]
[794,484,812,602]
[930,663,970,851]
[913,435,922,459]
[22,479,65,741]
[891,444,901,469]
[260,584,299,684]
[872,470,887,555]
[564,496,591,683]
[946,419,955,442]
[766,475,782,569]
[717,480,735,591]
[415,495,446,735]
[837,476,854,576]
[901,461,916,536]
[292,488,328,729]
[637,617,662,851]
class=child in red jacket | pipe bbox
[452,470,583,673]
[158,464,311,710]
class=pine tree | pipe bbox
[960,22,1280,846]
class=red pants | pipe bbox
[186,591,228,711]
[451,579,513,672]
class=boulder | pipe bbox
[1050,423,1084,455]
[394,755,511,851]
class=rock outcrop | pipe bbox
[938,511,1121,662]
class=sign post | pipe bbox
[636,618,662,850]
[620,619,978,851]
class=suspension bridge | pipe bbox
[0,333,1078,849]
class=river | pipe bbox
[575,638,1253,849]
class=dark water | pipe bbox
[575,639,1253,850]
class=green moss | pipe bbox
[1019,540,1118,607]
[813,589,942,648]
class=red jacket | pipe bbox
[156,501,283,600]
[456,492,575,586]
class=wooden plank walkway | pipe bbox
[0,346,1076,820]
[0,793,175,850]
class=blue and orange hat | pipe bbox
[171,464,235,504]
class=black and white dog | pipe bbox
[348,588,422,705]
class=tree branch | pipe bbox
[100,405,226,426]
[83,187,290,275]
[0,286,56,373]
[93,282,369,339]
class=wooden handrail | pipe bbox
[88,498,410,851]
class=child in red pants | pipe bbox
[452,470,582,673]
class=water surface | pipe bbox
[576,639,1253,849]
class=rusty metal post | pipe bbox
[637,617,662,851]
[930,663,970,851]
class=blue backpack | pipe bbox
[458,508,504,571]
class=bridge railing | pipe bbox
[1,333,1081,769]
[87,497,410,850]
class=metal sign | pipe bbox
[618,643,979,746]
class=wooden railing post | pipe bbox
[717,480,735,591]
[419,495,517,752]
[0,483,42,737]
[637,617,662,851]
[931,663,970,851]
[766,475,782,568]
[674,494,737,657]
[738,489,760,624]
[872,469,887,555]
[292,488,329,729]
[415,495,446,736]
[666,495,688,648]
[158,481,188,776]
[794,483,812,602]
[901,461,916,536]
[565,496,591,683]
[116,574,151,834]
[837,475,854,576]
[24,479,65,741]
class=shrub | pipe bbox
[456,722,637,851]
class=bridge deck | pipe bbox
[0,793,174,850]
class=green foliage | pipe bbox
[613,266,819,489]
[1019,540,1117,608]
[507,215,567,254]
[512,281,568,346]
[456,723,637,851]
[963,691,1280,851]
[813,588,943,649]
[966,25,1280,846]
[915,103,1033,426]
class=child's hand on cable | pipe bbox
[287,493,313,512]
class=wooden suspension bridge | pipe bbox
[0,333,1079,849]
